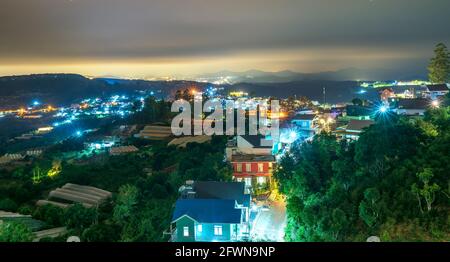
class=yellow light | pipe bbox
[431,100,440,108]
[47,160,62,178]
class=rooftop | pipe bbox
[191,181,250,207]
[239,135,272,148]
[397,98,429,109]
[292,114,317,121]
[346,119,374,132]
[426,84,449,92]
[172,199,242,224]
[231,154,276,162]
[168,135,211,148]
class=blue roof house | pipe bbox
[170,181,251,242]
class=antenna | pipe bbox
[323,87,326,105]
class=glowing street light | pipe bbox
[289,131,297,140]
[326,117,334,123]
[378,105,388,113]
[431,100,440,108]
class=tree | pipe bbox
[82,223,120,242]
[0,221,33,242]
[351,98,363,107]
[113,184,138,225]
[33,204,65,226]
[64,203,98,230]
[411,168,440,213]
[428,43,450,84]
[359,188,382,228]
[0,198,18,212]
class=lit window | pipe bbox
[236,163,242,172]
[257,177,266,184]
[197,224,202,233]
[183,226,189,237]
[246,163,252,172]
[236,177,242,182]
[269,162,273,168]
[244,177,252,187]
[214,225,223,236]
[258,163,264,172]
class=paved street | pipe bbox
[251,196,287,242]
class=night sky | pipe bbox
[1,0,449,78]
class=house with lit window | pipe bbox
[230,154,276,189]
[424,84,449,100]
[334,119,374,141]
[290,114,318,140]
[170,181,251,242]
[394,98,429,116]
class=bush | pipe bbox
[0,198,18,212]
[33,204,65,226]
[64,204,98,231]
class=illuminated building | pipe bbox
[424,84,449,100]
[334,119,374,140]
[170,181,251,242]
[394,98,429,116]
[290,114,318,140]
[231,154,275,189]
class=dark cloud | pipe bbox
[0,0,449,76]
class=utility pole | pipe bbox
[322,87,326,105]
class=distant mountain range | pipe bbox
[0,69,426,108]
[192,68,427,84]
[0,74,208,108]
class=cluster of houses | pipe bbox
[169,134,279,242]
[382,84,449,116]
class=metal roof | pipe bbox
[172,199,242,224]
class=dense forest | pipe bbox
[275,96,450,241]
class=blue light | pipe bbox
[379,105,388,113]
[75,131,82,136]
[289,131,297,139]
[32,101,40,106]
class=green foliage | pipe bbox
[1,131,230,242]
[64,203,98,231]
[130,96,172,124]
[82,223,120,242]
[0,198,18,212]
[428,43,450,84]
[351,98,363,106]
[411,168,440,213]
[113,184,139,226]
[277,106,450,241]
[359,188,381,228]
[0,221,34,242]
[33,204,65,227]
